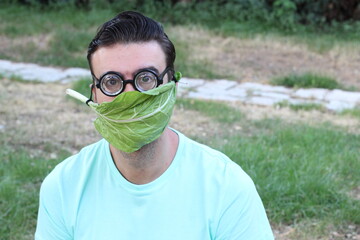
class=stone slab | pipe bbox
[293,88,329,100]
[0,63,29,73]
[288,99,317,105]
[326,100,355,112]
[268,86,293,94]
[226,87,248,98]
[237,82,266,90]
[176,85,193,97]
[325,89,360,103]
[17,67,67,82]
[0,60,91,83]
[64,68,90,78]
[0,60,15,72]
[256,91,291,101]
[178,78,205,89]
[187,91,240,102]
[246,96,279,106]
[200,79,237,91]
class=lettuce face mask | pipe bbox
[66,81,177,153]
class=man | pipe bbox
[35,11,274,239]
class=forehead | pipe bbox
[91,41,166,77]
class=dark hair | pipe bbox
[87,11,176,71]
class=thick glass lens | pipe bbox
[135,71,157,91]
[101,74,123,95]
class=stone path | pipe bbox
[0,59,89,83]
[1,59,360,112]
[178,78,360,112]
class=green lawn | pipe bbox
[0,135,68,239]
[1,2,359,239]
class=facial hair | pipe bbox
[119,135,160,169]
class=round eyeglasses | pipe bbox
[92,67,175,97]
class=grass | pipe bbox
[0,5,111,68]
[181,99,360,232]
[275,100,326,112]
[0,135,69,240]
[67,77,92,101]
[219,21,360,54]
[70,78,92,96]
[341,108,360,119]
[270,72,345,90]
[222,121,360,224]
[5,74,43,84]
[176,98,243,124]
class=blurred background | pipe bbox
[1,0,360,87]
[0,1,359,239]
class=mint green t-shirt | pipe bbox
[35,130,273,240]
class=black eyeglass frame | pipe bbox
[91,67,176,97]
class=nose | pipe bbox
[123,82,136,93]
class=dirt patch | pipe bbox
[0,34,53,54]
[349,186,360,201]
[1,25,360,90]
[0,79,97,155]
[228,101,360,135]
[272,222,360,240]
[171,106,222,139]
[168,26,360,90]
[0,34,54,66]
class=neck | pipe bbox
[109,128,178,185]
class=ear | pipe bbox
[90,83,98,103]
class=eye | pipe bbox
[141,75,152,83]
[101,74,123,94]
[108,78,118,85]
[135,71,157,91]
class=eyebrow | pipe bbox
[135,66,159,75]
[96,66,160,80]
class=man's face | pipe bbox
[91,41,167,103]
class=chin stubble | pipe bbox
[120,137,159,168]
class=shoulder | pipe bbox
[40,139,108,193]
[175,129,253,189]
[38,139,110,232]
[176,130,229,161]
[174,130,274,238]
[177,130,246,173]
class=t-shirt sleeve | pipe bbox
[214,161,274,240]
[35,172,72,240]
